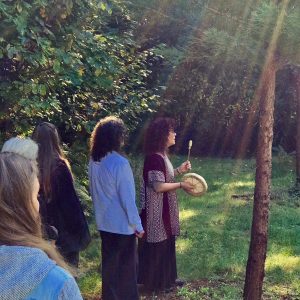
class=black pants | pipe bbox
[100,231,139,300]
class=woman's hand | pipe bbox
[177,160,191,174]
[181,181,194,193]
[135,230,145,238]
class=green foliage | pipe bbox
[0,0,161,139]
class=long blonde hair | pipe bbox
[0,152,71,273]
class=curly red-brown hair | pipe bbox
[143,117,175,154]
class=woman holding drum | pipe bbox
[138,117,194,293]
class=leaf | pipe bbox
[53,60,61,73]
[23,84,31,94]
[14,15,27,35]
[62,53,72,64]
[95,69,102,76]
[39,84,47,96]
[78,67,85,76]
[100,2,106,11]
[16,3,22,13]
[7,46,16,59]
[31,84,38,95]
[94,35,107,43]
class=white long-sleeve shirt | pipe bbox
[88,151,143,235]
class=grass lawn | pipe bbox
[77,155,300,300]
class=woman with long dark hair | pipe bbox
[138,117,193,292]
[89,116,144,300]
[32,122,90,267]
[0,151,82,299]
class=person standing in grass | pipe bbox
[88,116,144,300]
[138,117,193,293]
[0,152,82,300]
[32,122,91,267]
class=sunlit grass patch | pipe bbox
[176,238,192,253]
[179,208,200,221]
[266,254,300,273]
[78,270,101,299]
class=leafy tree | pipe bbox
[0,0,160,142]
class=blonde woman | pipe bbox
[1,136,58,242]
[0,152,82,299]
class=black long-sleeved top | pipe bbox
[39,159,90,253]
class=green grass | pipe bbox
[78,155,300,299]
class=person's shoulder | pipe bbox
[46,265,72,282]
[53,158,71,175]
[146,153,163,158]
[145,153,164,163]
[32,265,82,299]
[57,268,82,299]
[110,151,129,166]
[56,158,69,168]
[144,153,165,171]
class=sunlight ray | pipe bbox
[237,0,290,159]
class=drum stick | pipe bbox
[187,140,193,161]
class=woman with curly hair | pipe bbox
[89,116,144,300]
[138,117,193,293]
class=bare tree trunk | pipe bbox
[243,56,277,300]
[293,67,300,188]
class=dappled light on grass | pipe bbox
[209,213,230,227]
[264,284,300,300]
[228,180,255,189]
[266,254,300,273]
[179,208,200,221]
[176,238,192,254]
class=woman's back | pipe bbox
[0,245,82,300]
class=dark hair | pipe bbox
[32,122,69,200]
[90,116,126,161]
[144,117,175,154]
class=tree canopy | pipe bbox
[0,0,161,142]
